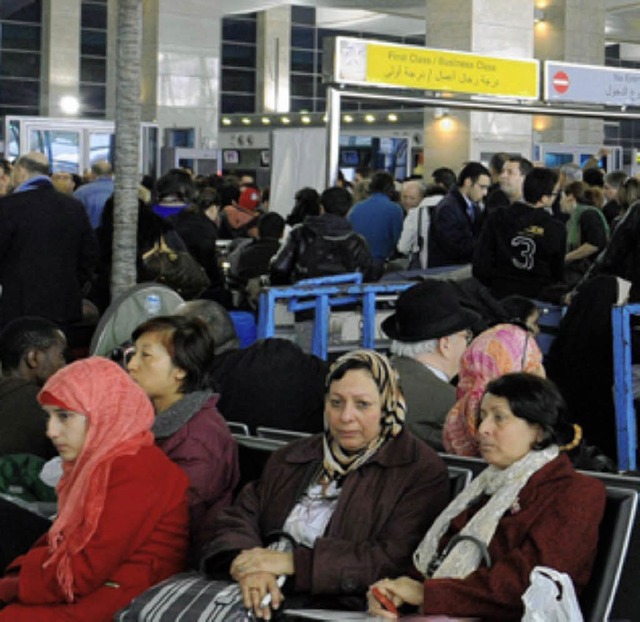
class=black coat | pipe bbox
[0,179,97,327]
[428,188,481,267]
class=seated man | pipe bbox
[473,167,567,300]
[0,317,67,459]
[382,280,478,450]
[271,186,373,284]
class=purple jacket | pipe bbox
[155,395,240,557]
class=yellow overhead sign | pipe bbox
[333,38,539,100]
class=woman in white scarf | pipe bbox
[368,372,606,621]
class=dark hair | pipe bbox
[219,182,241,207]
[457,162,491,187]
[523,167,558,204]
[194,187,220,213]
[17,155,49,176]
[173,300,239,356]
[583,167,604,188]
[321,186,352,216]
[619,177,640,210]
[501,295,538,328]
[132,315,215,393]
[258,212,285,239]
[325,358,371,388]
[368,170,395,195]
[432,167,457,190]
[156,168,194,202]
[287,187,320,226]
[484,373,567,450]
[488,152,509,175]
[0,317,64,372]
[506,155,533,177]
[564,180,594,205]
[0,158,12,176]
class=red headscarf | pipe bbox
[37,356,155,602]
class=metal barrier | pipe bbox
[257,273,413,359]
[612,303,640,471]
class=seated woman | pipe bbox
[0,357,189,621]
[120,350,449,621]
[127,315,240,561]
[443,322,544,456]
[369,372,606,621]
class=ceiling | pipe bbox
[216,0,640,45]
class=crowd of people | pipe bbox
[0,148,635,620]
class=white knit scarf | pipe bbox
[413,446,559,579]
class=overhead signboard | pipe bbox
[326,37,539,100]
[544,61,640,106]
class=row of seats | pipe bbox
[227,424,638,622]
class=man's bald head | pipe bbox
[91,160,112,177]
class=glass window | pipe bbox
[290,98,314,113]
[0,79,39,106]
[80,85,106,112]
[222,43,256,68]
[82,2,107,29]
[222,69,255,94]
[89,132,113,166]
[291,26,314,50]
[0,51,39,78]
[221,94,255,114]
[0,0,41,23]
[290,74,314,98]
[0,23,41,50]
[81,30,107,56]
[291,6,315,25]
[222,18,256,43]
[30,130,80,174]
[80,57,106,83]
[291,50,315,73]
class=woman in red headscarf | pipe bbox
[0,357,189,621]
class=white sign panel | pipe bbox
[544,61,640,106]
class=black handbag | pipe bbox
[141,236,210,300]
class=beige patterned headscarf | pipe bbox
[321,349,405,484]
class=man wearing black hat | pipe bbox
[382,280,478,450]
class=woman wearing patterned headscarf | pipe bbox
[120,350,448,621]
[0,357,189,621]
[442,323,545,457]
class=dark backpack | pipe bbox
[296,226,372,279]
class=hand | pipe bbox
[230,548,294,581]
[367,576,424,619]
[238,571,284,621]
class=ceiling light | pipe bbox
[222,118,232,126]
[387,113,398,122]
[60,95,80,115]
[364,114,376,123]
[534,8,545,23]
[241,117,252,125]
[281,116,291,124]
[261,117,271,125]
[344,114,354,123]
[301,115,311,124]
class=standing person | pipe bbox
[473,167,566,300]
[348,170,404,275]
[73,160,115,229]
[0,317,67,459]
[499,156,533,205]
[369,373,605,621]
[127,315,240,560]
[428,162,491,268]
[602,170,628,225]
[399,179,426,214]
[0,152,98,329]
[0,357,189,621]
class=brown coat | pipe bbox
[202,430,448,607]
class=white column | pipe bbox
[257,6,291,113]
[41,0,81,116]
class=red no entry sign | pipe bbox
[552,70,569,94]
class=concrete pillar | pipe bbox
[141,0,220,149]
[41,0,81,116]
[257,6,291,113]
[534,0,605,147]
[423,0,535,172]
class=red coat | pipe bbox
[0,445,189,621]
[421,454,606,621]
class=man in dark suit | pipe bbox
[0,152,98,328]
[381,280,478,450]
